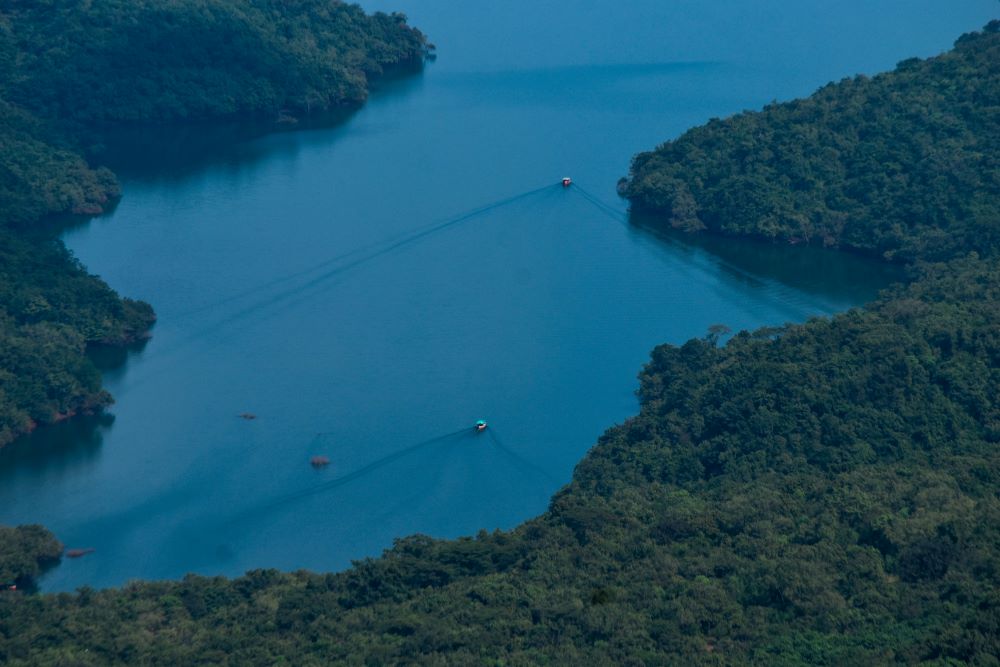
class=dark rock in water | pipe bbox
[616,176,629,197]
[66,548,95,558]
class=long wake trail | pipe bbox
[179,183,557,321]
[151,183,557,361]
[235,427,471,519]
[487,429,559,486]
[73,428,469,559]
[571,182,631,226]
[572,181,792,299]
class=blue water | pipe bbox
[1,0,994,590]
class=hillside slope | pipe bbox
[624,21,1000,264]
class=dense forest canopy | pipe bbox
[624,21,1000,264]
[2,20,1000,666]
[0,1,428,448]
[1,0,429,123]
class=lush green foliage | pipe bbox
[0,101,119,227]
[0,0,429,222]
[1,0,429,123]
[0,95,145,447]
[0,1,428,447]
[625,21,1000,264]
[2,258,998,664]
[0,525,61,589]
[0,105,149,445]
[0,227,155,446]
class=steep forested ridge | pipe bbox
[2,20,999,666]
[625,21,1000,264]
[0,1,429,448]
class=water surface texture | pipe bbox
[2,0,995,590]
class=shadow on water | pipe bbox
[87,337,152,383]
[0,337,147,483]
[85,64,428,184]
[0,414,112,485]
[156,427,474,573]
[87,111,356,181]
[567,183,904,311]
[627,208,908,307]
[36,65,428,239]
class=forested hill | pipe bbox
[2,22,1000,666]
[624,21,1000,264]
[0,2,429,449]
[1,0,429,125]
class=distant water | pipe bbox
[1,0,994,591]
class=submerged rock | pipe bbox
[65,548,95,559]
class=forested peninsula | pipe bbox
[624,22,999,263]
[0,1,429,448]
[2,17,999,667]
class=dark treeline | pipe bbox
[0,1,429,448]
[2,0,430,125]
[2,21,1000,666]
[624,21,1000,264]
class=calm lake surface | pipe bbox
[2,1,995,591]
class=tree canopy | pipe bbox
[0,526,62,590]
[1,0,429,124]
[624,21,1000,264]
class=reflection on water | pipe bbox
[87,338,152,381]
[88,68,426,185]
[628,210,907,310]
[0,339,146,486]
[90,111,356,182]
[0,414,111,487]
